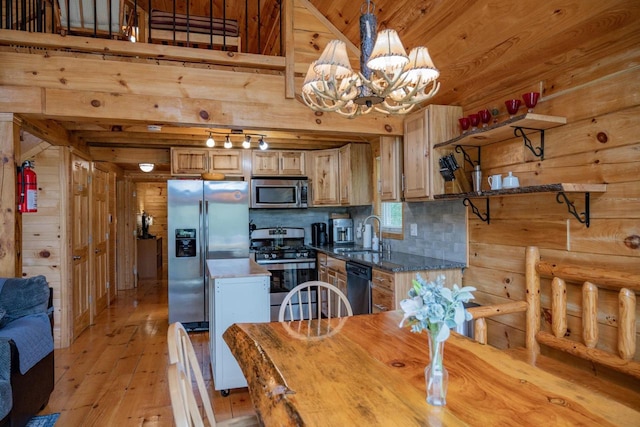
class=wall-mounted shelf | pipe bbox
[434,113,566,160]
[434,183,607,227]
[434,113,567,149]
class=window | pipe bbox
[381,202,403,233]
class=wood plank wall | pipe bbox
[22,146,66,348]
[459,65,640,361]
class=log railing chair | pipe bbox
[278,281,353,322]
[167,322,259,427]
[467,246,640,409]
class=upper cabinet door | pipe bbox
[403,112,429,200]
[279,151,305,176]
[252,151,305,176]
[309,149,340,206]
[403,105,462,200]
[171,148,209,175]
[380,136,403,202]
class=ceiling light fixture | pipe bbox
[139,163,155,172]
[224,135,233,149]
[258,136,268,150]
[301,0,440,118]
[205,132,215,147]
[242,135,251,149]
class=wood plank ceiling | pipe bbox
[22,0,640,170]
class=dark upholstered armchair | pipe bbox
[0,276,55,427]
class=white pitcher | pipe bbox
[488,174,502,190]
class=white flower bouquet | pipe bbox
[399,274,476,342]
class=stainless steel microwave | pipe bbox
[250,178,308,208]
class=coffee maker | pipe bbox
[311,222,327,246]
[329,218,354,245]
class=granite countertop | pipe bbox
[206,258,271,279]
[310,245,466,273]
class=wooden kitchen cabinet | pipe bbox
[252,150,305,176]
[372,267,463,312]
[308,149,340,206]
[379,136,403,202]
[308,143,372,206]
[339,143,372,206]
[171,147,244,176]
[403,105,462,200]
[318,253,347,314]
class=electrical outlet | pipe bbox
[410,223,418,236]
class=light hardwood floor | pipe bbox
[40,278,255,426]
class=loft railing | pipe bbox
[0,0,282,55]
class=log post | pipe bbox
[582,281,599,348]
[0,113,21,276]
[475,318,487,344]
[618,288,636,360]
[551,277,567,338]
[525,246,540,354]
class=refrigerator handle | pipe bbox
[200,200,205,276]
[204,200,209,263]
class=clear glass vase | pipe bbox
[425,332,448,406]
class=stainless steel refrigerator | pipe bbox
[167,180,249,329]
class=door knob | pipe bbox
[73,255,81,260]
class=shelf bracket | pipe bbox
[463,197,490,224]
[556,191,591,227]
[514,127,545,160]
[455,145,481,168]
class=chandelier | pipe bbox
[301,0,440,118]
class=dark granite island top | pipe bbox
[310,244,466,272]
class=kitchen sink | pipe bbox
[333,247,374,254]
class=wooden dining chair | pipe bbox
[278,280,353,322]
[167,322,260,427]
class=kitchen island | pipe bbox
[206,258,270,395]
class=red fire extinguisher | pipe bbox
[17,160,37,213]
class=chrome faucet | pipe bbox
[362,215,382,253]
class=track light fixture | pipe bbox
[205,132,215,147]
[242,135,251,149]
[203,130,268,150]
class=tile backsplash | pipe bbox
[250,200,467,264]
[350,200,467,264]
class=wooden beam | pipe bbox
[36,87,402,136]
[284,0,295,99]
[89,147,170,164]
[0,30,286,70]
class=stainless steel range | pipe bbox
[251,227,317,321]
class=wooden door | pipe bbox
[91,165,110,316]
[72,155,91,338]
[339,145,351,204]
[170,148,209,175]
[380,136,403,202]
[280,151,305,175]
[251,151,279,175]
[310,150,339,206]
[403,109,429,200]
[209,149,243,174]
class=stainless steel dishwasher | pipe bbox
[345,261,372,315]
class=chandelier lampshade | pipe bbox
[314,40,354,79]
[301,0,440,118]
[367,29,409,73]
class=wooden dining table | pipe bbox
[223,311,640,426]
